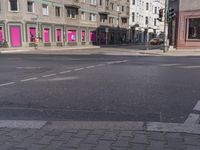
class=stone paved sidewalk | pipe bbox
[0,121,200,150]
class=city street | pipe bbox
[0,53,200,123]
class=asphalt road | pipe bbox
[0,54,200,123]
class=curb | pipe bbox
[0,120,200,134]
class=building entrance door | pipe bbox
[10,26,21,47]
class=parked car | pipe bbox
[149,38,164,45]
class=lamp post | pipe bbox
[163,0,169,52]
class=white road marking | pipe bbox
[42,74,56,78]
[181,66,200,69]
[21,77,38,82]
[160,64,180,67]
[96,64,105,67]
[16,67,42,69]
[74,68,84,71]
[59,70,72,74]
[0,82,15,87]
[86,66,95,69]
[193,100,200,112]
[184,113,200,124]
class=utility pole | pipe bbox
[163,0,169,52]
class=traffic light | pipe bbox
[168,8,176,22]
[157,9,164,22]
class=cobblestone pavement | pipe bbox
[0,127,200,150]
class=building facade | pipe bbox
[0,0,129,48]
[129,0,165,44]
[175,0,200,49]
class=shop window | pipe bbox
[56,29,62,42]
[44,28,50,42]
[68,30,76,42]
[188,18,200,39]
[82,31,85,42]
[0,27,3,42]
[90,31,96,42]
[29,27,36,42]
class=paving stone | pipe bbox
[44,141,63,150]
[56,132,74,141]
[131,143,147,150]
[83,134,101,145]
[100,131,118,141]
[165,133,183,139]
[185,145,200,150]
[112,137,132,148]
[111,147,131,150]
[0,142,18,150]
[118,130,134,138]
[150,132,165,141]
[35,135,55,145]
[165,138,186,150]
[14,138,39,149]
[95,140,114,150]
[31,130,49,139]
[147,141,165,150]
[47,129,63,136]
[73,130,91,138]
[63,129,78,133]
[184,136,200,146]
[79,144,95,150]
[29,144,46,150]
[62,137,83,148]
[131,133,149,144]
[90,129,106,136]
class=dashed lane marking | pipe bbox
[184,113,200,124]
[74,68,84,71]
[193,100,200,111]
[21,77,38,82]
[59,70,72,74]
[42,74,57,78]
[96,64,105,67]
[0,82,15,87]
[86,66,95,69]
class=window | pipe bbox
[90,31,96,42]
[27,1,34,13]
[90,0,96,5]
[145,16,148,25]
[100,14,107,23]
[109,17,114,24]
[9,0,18,11]
[0,27,3,42]
[55,7,60,17]
[122,6,124,12]
[188,18,200,40]
[82,31,85,42]
[122,18,127,24]
[89,13,96,22]
[146,2,149,11]
[99,0,102,5]
[111,3,114,10]
[68,30,76,42]
[132,12,135,22]
[67,8,77,19]
[132,0,135,5]
[81,11,85,20]
[117,5,120,12]
[154,7,157,14]
[29,27,36,42]
[56,29,62,42]
[154,18,156,26]
[42,4,48,15]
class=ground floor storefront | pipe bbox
[177,10,200,49]
[130,27,158,44]
[0,21,129,48]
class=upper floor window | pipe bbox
[42,4,48,15]
[27,1,34,13]
[89,13,96,22]
[132,0,135,5]
[55,7,60,17]
[122,6,124,12]
[146,2,149,11]
[132,12,135,22]
[67,8,77,19]
[90,0,96,5]
[99,0,102,5]
[9,0,18,11]
[81,11,86,20]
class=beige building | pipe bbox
[0,0,129,48]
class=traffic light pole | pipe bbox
[164,0,169,53]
